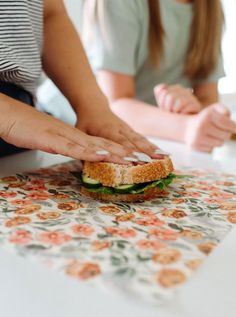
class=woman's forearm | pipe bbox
[42,0,108,115]
[110,98,191,142]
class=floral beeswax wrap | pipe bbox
[0,161,235,304]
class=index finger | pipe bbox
[120,129,165,159]
[211,111,236,133]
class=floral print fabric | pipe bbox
[0,161,235,304]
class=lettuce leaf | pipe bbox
[71,171,180,195]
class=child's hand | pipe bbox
[185,103,236,152]
[154,84,202,114]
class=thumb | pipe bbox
[154,83,168,97]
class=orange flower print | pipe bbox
[10,199,33,206]
[178,191,201,198]
[30,179,45,185]
[15,205,41,215]
[21,184,47,191]
[185,170,208,177]
[115,214,135,222]
[180,229,203,240]
[38,231,71,245]
[161,208,187,219]
[1,176,18,183]
[198,241,217,255]
[91,240,111,251]
[136,240,166,251]
[157,269,186,288]
[153,248,182,265]
[220,203,236,211]
[8,181,26,188]
[99,206,121,215]
[78,262,101,280]
[149,228,178,241]
[9,230,32,245]
[197,181,211,185]
[66,260,101,280]
[216,181,235,187]
[105,227,136,238]
[137,210,155,217]
[26,191,50,201]
[204,198,223,204]
[227,212,236,224]
[196,184,218,191]
[0,191,17,199]
[105,227,120,235]
[72,224,94,236]
[49,180,71,186]
[51,193,70,200]
[57,201,79,211]
[116,228,137,238]
[135,217,164,226]
[211,190,234,199]
[37,212,61,221]
[5,216,31,227]
[171,198,185,204]
[185,259,203,271]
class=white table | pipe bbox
[0,138,236,317]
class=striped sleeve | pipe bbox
[0,0,43,95]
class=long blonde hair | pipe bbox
[82,0,224,82]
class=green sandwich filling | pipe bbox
[71,172,178,195]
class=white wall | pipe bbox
[219,0,236,94]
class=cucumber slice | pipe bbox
[114,184,137,194]
[81,174,101,188]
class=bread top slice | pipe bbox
[83,156,174,187]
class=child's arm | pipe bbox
[97,70,235,152]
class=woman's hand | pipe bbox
[76,107,161,158]
[185,103,236,152]
[0,94,135,164]
[154,84,202,114]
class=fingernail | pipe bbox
[133,152,152,163]
[123,156,138,162]
[154,149,171,156]
[96,150,110,156]
[214,104,229,115]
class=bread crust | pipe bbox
[83,157,174,187]
[80,186,167,203]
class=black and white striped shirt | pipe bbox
[0,0,43,95]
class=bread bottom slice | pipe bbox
[80,186,167,203]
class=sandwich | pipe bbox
[71,156,175,202]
